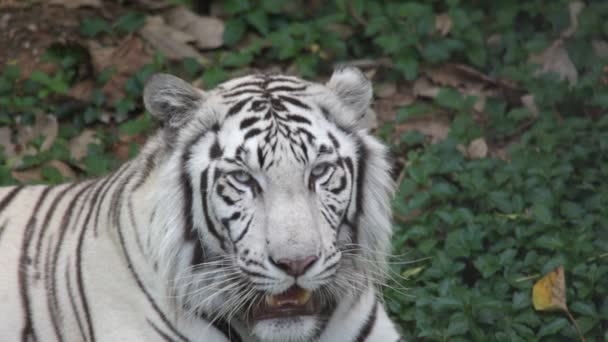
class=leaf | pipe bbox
[114,12,146,34]
[530,41,578,86]
[533,266,567,312]
[48,0,101,9]
[164,7,224,49]
[434,13,453,36]
[401,266,425,279]
[538,317,569,337]
[532,202,552,224]
[467,138,488,159]
[79,17,111,38]
[139,16,202,60]
[69,129,99,161]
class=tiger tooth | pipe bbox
[296,289,312,305]
[266,294,279,307]
[265,289,312,308]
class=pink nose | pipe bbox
[271,255,318,277]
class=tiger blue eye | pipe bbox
[232,171,252,184]
[311,164,332,178]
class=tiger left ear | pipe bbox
[143,73,204,130]
[326,66,374,129]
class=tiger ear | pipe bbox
[143,73,204,129]
[326,66,375,129]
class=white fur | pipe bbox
[0,69,402,341]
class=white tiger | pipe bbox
[0,67,402,342]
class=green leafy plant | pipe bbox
[2,0,608,340]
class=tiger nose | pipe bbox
[271,255,318,277]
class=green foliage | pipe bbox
[1,0,608,340]
[390,115,608,340]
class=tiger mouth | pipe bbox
[251,286,321,321]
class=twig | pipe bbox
[565,308,586,342]
[347,1,368,26]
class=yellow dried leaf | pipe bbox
[401,266,425,279]
[532,265,567,312]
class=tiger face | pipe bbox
[144,68,393,342]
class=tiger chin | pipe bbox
[0,67,402,342]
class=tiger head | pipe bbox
[144,67,394,342]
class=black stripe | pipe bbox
[355,139,369,215]
[233,217,252,244]
[133,148,160,191]
[277,95,311,110]
[223,88,264,98]
[244,128,263,140]
[239,117,260,129]
[0,185,24,213]
[226,80,264,91]
[35,183,79,267]
[218,185,236,205]
[330,175,347,194]
[328,132,341,149]
[226,97,252,117]
[354,298,378,342]
[266,85,307,92]
[210,317,242,342]
[0,219,7,244]
[297,128,315,144]
[113,170,189,342]
[210,139,222,159]
[147,319,177,342]
[181,140,198,242]
[285,114,311,125]
[320,105,331,120]
[20,186,53,342]
[128,196,146,257]
[44,234,65,342]
[200,169,225,248]
[49,182,95,342]
[268,76,302,84]
[92,165,131,235]
[220,211,241,231]
[65,261,87,341]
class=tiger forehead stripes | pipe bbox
[0,67,402,342]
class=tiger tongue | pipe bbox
[265,287,312,308]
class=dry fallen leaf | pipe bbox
[12,160,76,183]
[521,94,540,116]
[395,116,451,144]
[48,0,101,9]
[435,13,453,36]
[164,6,224,50]
[17,114,58,154]
[529,2,583,87]
[0,127,16,159]
[139,16,202,60]
[413,77,440,99]
[533,266,567,312]
[467,138,488,159]
[592,39,608,59]
[562,1,585,38]
[69,129,99,161]
[376,82,397,98]
[530,41,578,86]
[87,36,152,104]
[533,266,586,341]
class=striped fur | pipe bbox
[0,68,402,341]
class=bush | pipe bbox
[1,0,607,340]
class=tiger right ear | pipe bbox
[326,66,375,129]
[143,73,204,129]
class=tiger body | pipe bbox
[0,68,402,342]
